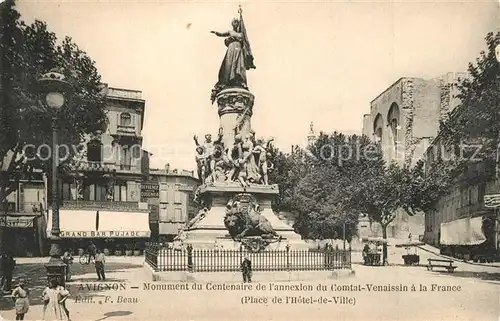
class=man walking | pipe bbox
[94,249,106,281]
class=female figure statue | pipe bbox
[210,15,255,103]
[238,133,261,186]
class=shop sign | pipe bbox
[57,230,150,238]
[0,216,34,228]
[141,182,159,199]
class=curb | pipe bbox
[151,269,356,282]
[417,245,500,269]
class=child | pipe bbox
[11,279,29,320]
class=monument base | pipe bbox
[185,183,309,250]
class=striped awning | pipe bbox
[47,209,150,238]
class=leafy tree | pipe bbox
[0,1,107,204]
[354,159,455,264]
[439,32,500,173]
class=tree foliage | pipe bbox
[269,131,454,263]
[0,1,107,203]
[439,32,500,166]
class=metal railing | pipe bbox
[145,242,351,273]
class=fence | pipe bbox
[145,243,351,272]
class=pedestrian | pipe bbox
[241,256,252,283]
[94,248,106,281]
[87,242,97,264]
[61,250,74,282]
[42,278,70,321]
[3,254,15,292]
[11,279,29,320]
[0,254,7,290]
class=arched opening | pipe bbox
[373,113,383,144]
[387,103,400,146]
[120,112,132,126]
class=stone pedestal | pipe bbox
[185,183,308,249]
[216,88,254,149]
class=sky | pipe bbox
[15,0,500,171]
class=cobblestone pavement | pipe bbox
[0,253,498,321]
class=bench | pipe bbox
[427,258,457,273]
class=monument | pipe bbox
[183,6,307,251]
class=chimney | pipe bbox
[165,163,170,173]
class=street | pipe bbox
[0,248,498,321]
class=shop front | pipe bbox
[0,214,43,257]
[440,215,497,261]
[46,209,151,256]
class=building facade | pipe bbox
[361,72,466,238]
[45,86,152,255]
[1,172,46,257]
[423,133,498,259]
[149,167,199,242]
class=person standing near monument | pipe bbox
[94,248,106,281]
[241,256,252,283]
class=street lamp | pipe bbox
[37,69,72,286]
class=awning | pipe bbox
[98,211,150,238]
[0,216,36,228]
[47,210,150,238]
[440,216,486,245]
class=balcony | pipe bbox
[74,161,116,173]
[60,200,148,212]
[0,202,44,214]
[116,125,137,137]
[72,161,140,174]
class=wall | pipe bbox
[149,171,199,237]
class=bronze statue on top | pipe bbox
[210,6,256,103]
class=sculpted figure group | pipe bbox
[194,128,274,187]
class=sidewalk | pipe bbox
[0,256,148,321]
[417,244,500,268]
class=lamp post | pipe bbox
[38,69,72,286]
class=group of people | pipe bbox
[6,242,107,321]
[10,277,70,320]
[60,242,106,282]
[194,128,274,187]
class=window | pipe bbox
[120,113,132,126]
[160,189,168,202]
[114,184,127,201]
[87,140,102,162]
[159,205,168,222]
[62,183,72,201]
[120,147,132,170]
[174,208,183,222]
[94,184,107,201]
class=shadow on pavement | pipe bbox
[0,261,142,310]
[95,310,133,321]
[433,270,500,282]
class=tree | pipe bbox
[439,32,500,172]
[354,159,455,264]
[0,1,108,204]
